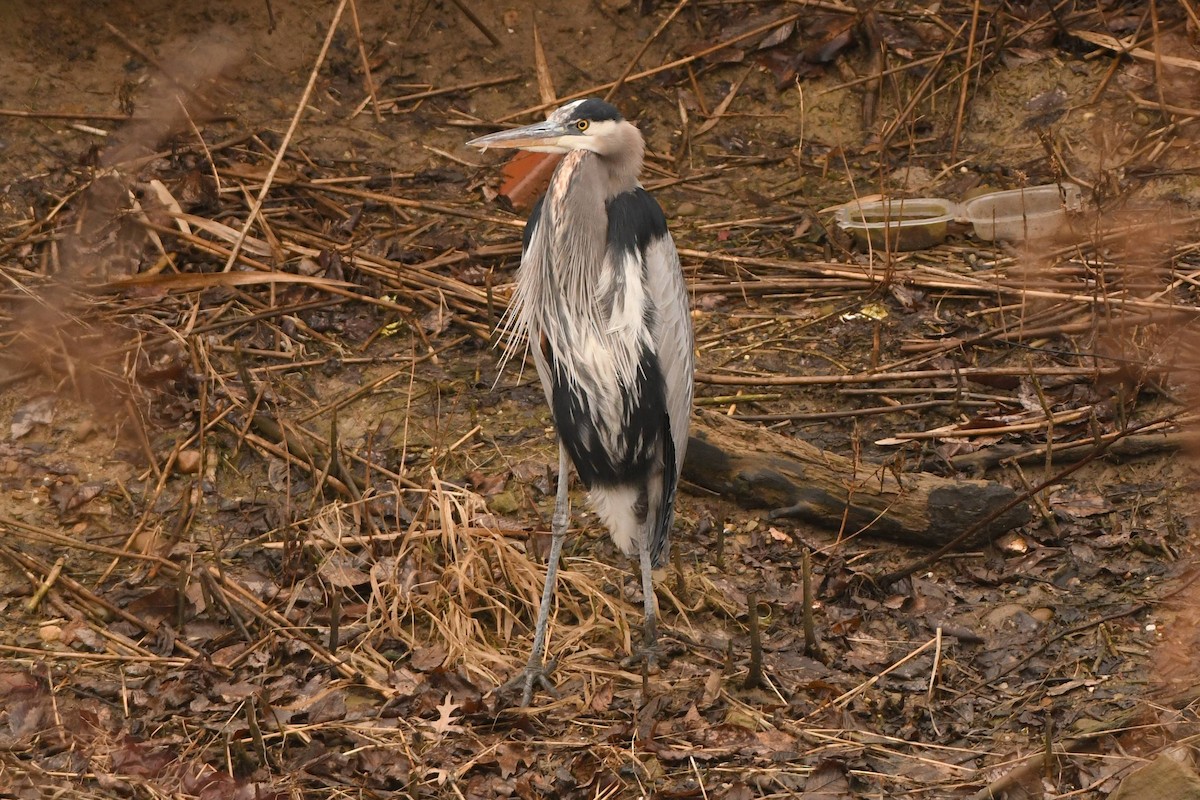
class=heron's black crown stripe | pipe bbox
[606,189,669,258]
[569,98,624,123]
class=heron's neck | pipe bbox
[597,122,645,194]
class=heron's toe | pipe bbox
[497,658,560,707]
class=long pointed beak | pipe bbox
[467,120,571,152]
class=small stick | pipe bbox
[1009,460,1059,538]
[329,583,341,652]
[732,399,990,425]
[1072,28,1200,74]
[697,365,1149,388]
[1042,713,1055,779]
[309,411,341,512]
[744,591,763,690]
[379,74,520,108]
[0,644,190,666]
[532,22,557,104]
[860,10,882,133]
[882,406,1094,442]
[446,0,501,47]
[246,696,271,769]
[199,568,253,643]
[714,521,726,569]
[672,548,688,607]
[801,550,817,658]
[823,637,939,713]
[0,109,236,122]
[347,0,383,123]
[950,0,984,161]
[26,556,65,612]
[499,12,806,122]
[926,627,943,703]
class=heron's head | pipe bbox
[467,98,640,158]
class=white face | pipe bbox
[545,118,622,154]
[467,101,625,155]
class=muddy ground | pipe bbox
[3,1,1200,798]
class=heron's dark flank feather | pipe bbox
[549,343,667,489]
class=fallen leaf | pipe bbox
[51,480,106,513]
[11,396,55,439]
[590,679,615,712]
[499,151,561,211]
[427,692,464,736]
[495,742,531,779]
[466,469,508,496]
[803,758,852,797]
[411,644,447,672]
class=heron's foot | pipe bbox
[497,658,559,707]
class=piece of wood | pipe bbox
[683,410,1030,547]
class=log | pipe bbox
[683,411,1031,548]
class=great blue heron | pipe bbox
[468,98,694,704]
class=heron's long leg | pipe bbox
[516,443,571,705]
[638,537,658,650]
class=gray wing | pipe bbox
[607,189,693,565]
[644,231,694,478]
[604,187,693,478]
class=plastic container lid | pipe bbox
[962,183,1082,242]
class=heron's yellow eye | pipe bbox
[576,119,589,132]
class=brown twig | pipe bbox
[446,0,501,47]
[697,365,1151,388]
[379,74,522,108]
[950,0,984,160]
[221,0,349,271]
[604,0,692,104]
[347,0,383,123]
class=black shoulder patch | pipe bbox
[606,189,669,258]
[522,194,546,254]
[569,98,623,123]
